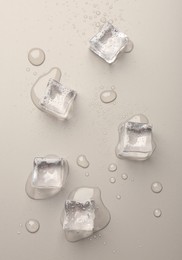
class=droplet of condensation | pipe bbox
[28,48,45,66]
[153,209,162,218]
[25,219,40,233]
[85,172,89,177]
[96,22,100,27]
[96,11,101,15]
[116,194,121,200]
[151,182,163,193]
[108,163,117,172]
[100,17,106,23]
[109,177,116,184]
[26,67,30,72]
[121,173,128,180]
[77,155,89,168]
[100,90,117,103]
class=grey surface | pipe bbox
[0,0,182,259]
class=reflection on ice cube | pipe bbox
[116,114,156,161]
[26,155,69,199]
[90,22,133,64]
[61,187,111,242]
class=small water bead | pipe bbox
[96,22,100,27]
[151,182,163,193]
[77,155,89,168]
[121,173,128,180]
[96,11,101,15]
[25,219,40,233]
[26,67,30,72]
[153,209,162,218]
[116,194,121,200]
[28,48,45,66]
[100,90,117,103]
[108,163,117,172]
[109,177,116,184]
[85,172,89,177]
[17,231,21,235]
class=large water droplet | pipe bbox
[108,163,117,172]
[153,209,162,218]
[109,177,116,184]
[77,155,89,168]
[151,182,163,193]
[25,219,40,233]
[100,90,117,103]
[28,48,45,66]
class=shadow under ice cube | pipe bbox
[90,22,133,64]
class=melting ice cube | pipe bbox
[26,155,69,199]
[61,187,111,242]
[41,79,77,120]
[31,68,77,120]
[90,22,133,64]
[116,114,156,160]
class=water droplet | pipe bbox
[93,235,97,239]
[85,172,89,177]
[121,173,128,180]
[96,22,100,27]
[109,177,116,184]
[151,182,163,193]
[26,67,30,72]
[100,90,117,103]
[116,194,121,200]
[33,71,37,76]
[108,163,117,172]
[28,48,45,66]
[153,209,162,218]
[96,11,101,15]
[25,219,40,233]
[103,241,107,245]
[17,231,21,235]
[77,155,89,168]
[98,234,101,238]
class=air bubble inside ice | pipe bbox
[61,187,111,242]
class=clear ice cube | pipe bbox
[61,187,111,242]
[26,155,69,199]
[41,79,77,120]
[90,22,133,64]
[63,200,95,232]
[116,114,156,161]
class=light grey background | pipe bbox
[0,0,182,259]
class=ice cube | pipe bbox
[90,22,133,64]
[26,155,69,199]
[63,200,95,232]
[116,114,156,160]
[61,187,111,242]
[41,79,77,120]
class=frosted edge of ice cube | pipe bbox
[116,114,156,161]
[40,79,77,120]
[61,187,111,242]
[25,155,69,200]
[89,22,133,64]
